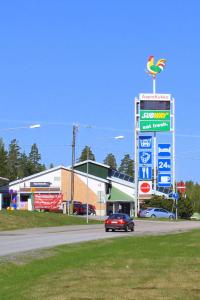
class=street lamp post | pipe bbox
[0,124,41,131]
[86,148,89,224]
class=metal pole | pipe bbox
[100,190,101,221]
[172,98,177,219]
[153,77,157,193]
[153,132,157,192]
[86,148,89,224]
[153,77,156,94]
[134,97,139,217]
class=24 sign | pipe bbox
[158,159,171,171]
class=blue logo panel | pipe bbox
[139,151,152,165]
[139,136,152,149]
[139,166,152,180]
[158,159,171,172]
[158,174,171,187]
[158,144,171,156]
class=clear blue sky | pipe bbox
[0,0,199,182]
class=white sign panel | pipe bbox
[139,93,171,101]
[139,181,152,195]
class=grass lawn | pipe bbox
[0,230,200,300]
[0,209,99,231]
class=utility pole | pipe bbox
[71,124,79,212]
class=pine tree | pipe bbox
[103,153,117,169]
[7,139,21,180]
[18,152,30,178]
[0,138,8,177]
[29,143,45,174]
[118,154,134,177]
[78,146,95,162]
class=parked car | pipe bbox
[73,202,84,215]
[82,204,96,215]
[139,207,175,219]
[105,213,135,232]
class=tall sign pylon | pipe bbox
[134,56,175,218]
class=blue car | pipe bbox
[139,207,175,219]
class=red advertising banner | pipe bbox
[34,194,63,210]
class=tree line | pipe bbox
[0,141,134,181]
[0,138,45,181]
[78,145,134,177]
[1,139,199,216]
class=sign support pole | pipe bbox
[153,77,157,193]
[134,97,139,217]
[172,97,177,219]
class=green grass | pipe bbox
[0,230,200,299]
[0,209,99,231]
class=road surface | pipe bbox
[0,220,200,256]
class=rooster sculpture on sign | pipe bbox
[147,56,166,78]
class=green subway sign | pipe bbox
[140,110,170,120]
[140,120,170,131]
[140,110,171,132]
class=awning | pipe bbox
[108,186,134,202]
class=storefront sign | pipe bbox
[140,110,170,121]
[139,93,171,132]
[34,194,63,210]
[30,182,51,187]
[140,110,170,131]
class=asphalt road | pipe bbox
[0,220,200,257]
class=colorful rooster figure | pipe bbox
[147,56,166,78]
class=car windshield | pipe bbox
[109,214,126,220]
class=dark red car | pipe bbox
[105,213,135,232]
[73,202,84,215]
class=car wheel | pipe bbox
[131,226,134,232]
[105,228,109,232]
[151,214,156,218]
[125,225,129,232]
[169,215,174,220]
[112,229,115,232]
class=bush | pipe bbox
[177,196,194,219]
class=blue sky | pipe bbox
[0,0,199,182]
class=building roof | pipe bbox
[6,165,70,187]
[108,186,134,202]
[0,176,9,187]
[73,160,110,169]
